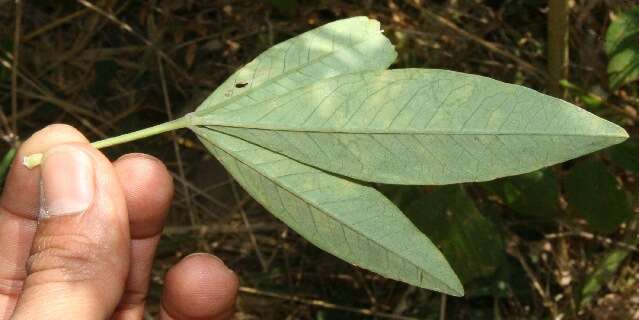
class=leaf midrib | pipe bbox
[200,124,627,138]
[196,130,458,294]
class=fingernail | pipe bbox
[40,145,95,218]
[186,253,235,274]
[185,252,223,263]
[116,152,163,164]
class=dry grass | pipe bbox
[1,1,638,319]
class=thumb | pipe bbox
[11,144,130,319]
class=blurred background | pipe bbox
[1,0,638,319]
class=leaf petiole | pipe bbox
[23,113,195,169]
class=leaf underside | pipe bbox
[196,129,463,295]
[193,17,464,295]
[189,15,629,296]
[196,16,397,115]
[200,69,628,185]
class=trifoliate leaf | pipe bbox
[194,17,463,295]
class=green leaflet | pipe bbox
[580,247,633,308]
[196,16,396,115]
[484,169,560,218]
[609,137,639,173]
[192,17,465,294]
[565,160,632,234]
[197,69,628,185]
[196,129,463,296]
[607,46,639,89]
[406,186,504,284]
[605,5,639,89]
[604,5,639,55]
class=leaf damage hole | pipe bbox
[235,82,249,88]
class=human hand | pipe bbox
[0,125,239,319]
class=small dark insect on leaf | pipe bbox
[235,82,248,88]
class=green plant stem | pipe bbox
[0,148,17,183]
[92,115,192,149]
[23,114,193,169]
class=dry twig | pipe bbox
[239,286,422,320]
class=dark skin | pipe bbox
[0,124,239,319]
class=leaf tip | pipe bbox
[620,127,630,140]
[609,122,630,144]
[446,279,465,297]
[421,255,465,297]
[587,111,630,146]
[442,270,465,297]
